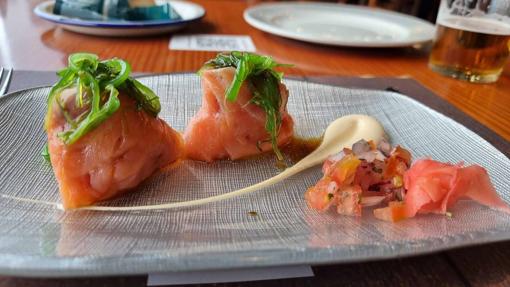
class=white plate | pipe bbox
[244,2,436,47]
[34,0,205,37]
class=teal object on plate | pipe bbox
[54,0,182,21]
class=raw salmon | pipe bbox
[183,67,294,162]
[46,89,183,209]
[306,139,410,216]
[373,201,407,222]
[307,139,509,222]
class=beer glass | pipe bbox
[429,0,510,83]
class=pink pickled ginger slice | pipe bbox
[403,159,510,217]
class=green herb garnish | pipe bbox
[200,52,291,161]
[41,144,50,163]
[45,53,160,146]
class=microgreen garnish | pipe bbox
[45,53,161,146]
[41,144,50,163]
[200,52,291,161]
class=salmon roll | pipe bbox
[44,53,183,209]
[184,52,294,162]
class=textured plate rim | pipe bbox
[2,228,510,278]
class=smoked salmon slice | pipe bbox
[44,53,183,209]
[47,90,183,209]
[184,54,294,162]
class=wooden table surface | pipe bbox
[1,0,510,286]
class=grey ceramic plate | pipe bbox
[0,74,509,277]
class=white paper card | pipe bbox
[169,34,256,52]
[147,265,314,286]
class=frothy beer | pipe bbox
[429,16,510,83]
